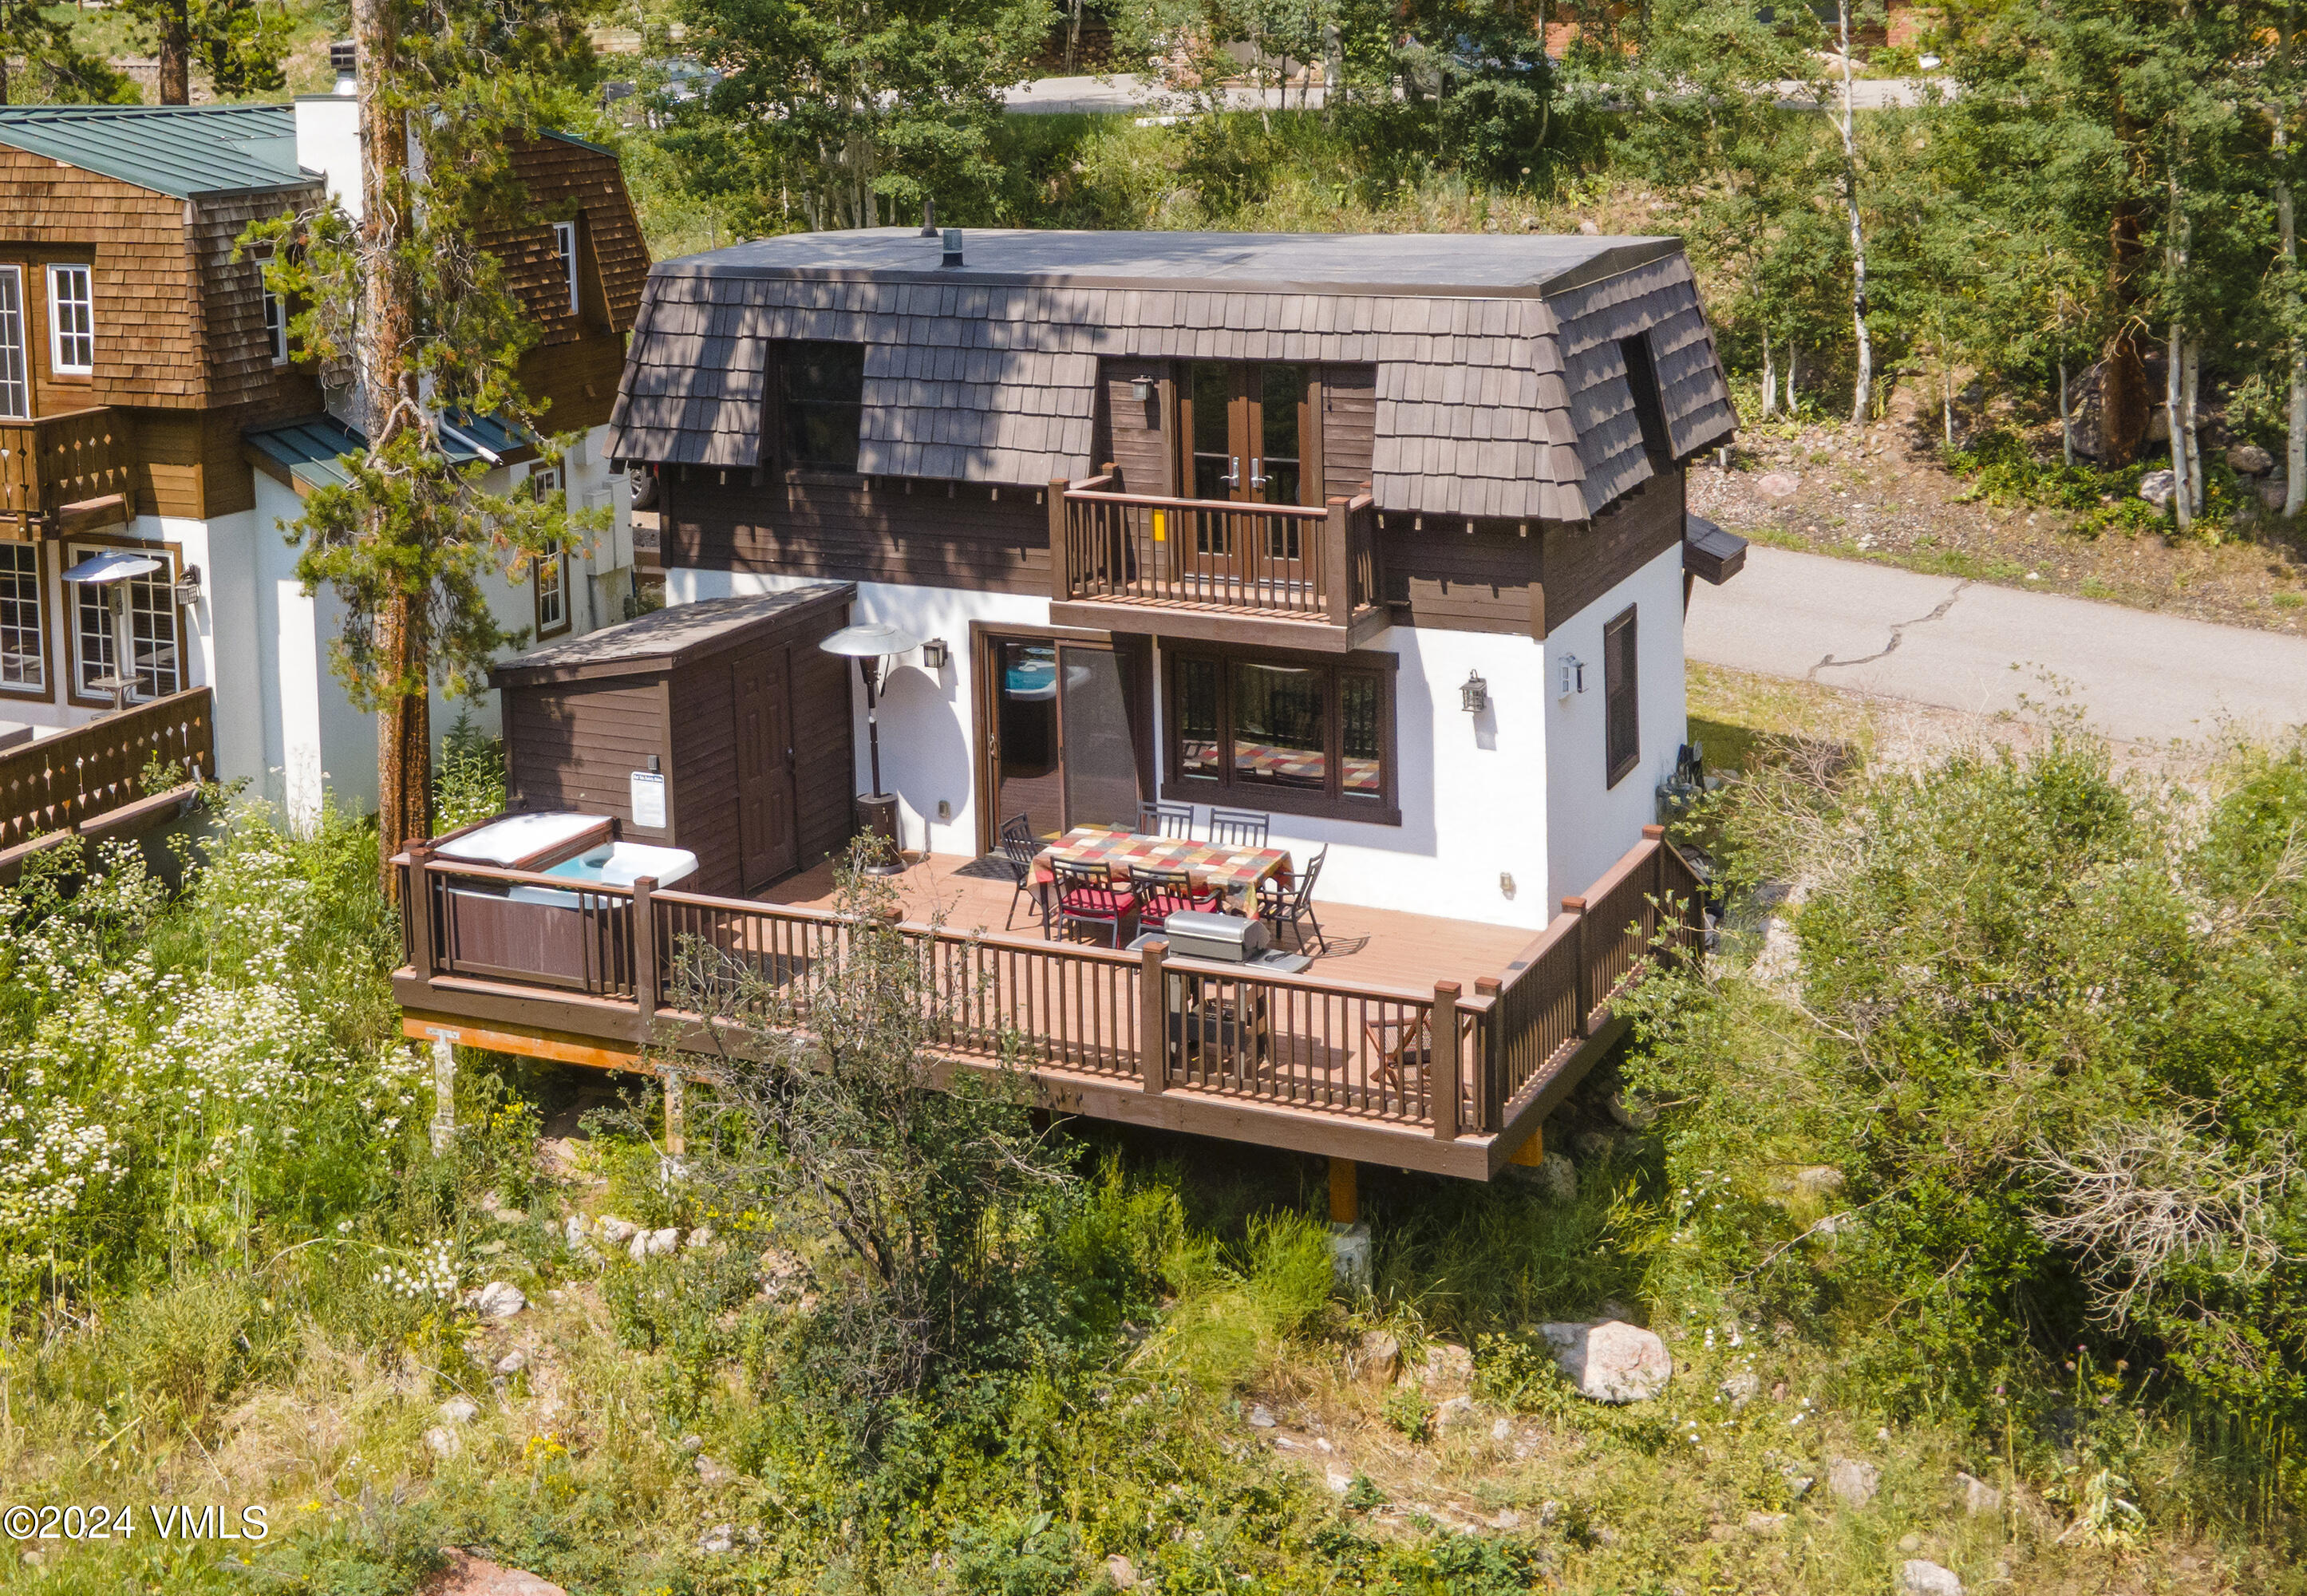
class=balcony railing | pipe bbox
[1052,475,1379,635]
[0,406,137,522]
[0,686,214,877]
[390,825,1705,1176]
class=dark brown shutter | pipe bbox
[1604,605,1638,788]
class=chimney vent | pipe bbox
[330,41,357,95]
[940,227,963,268]
[919,200,937,237]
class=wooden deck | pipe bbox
[392,828,1705,1180]
[757,851,1542,995]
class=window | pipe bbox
[1604,605,1639,788]
[551,221,579,314]
[1180,361,1317,516]
[773,341,866,472]
[1164,645,1396,823]
[1619,332,1673,475]
[0,543,43,693]
[0,267,26,418]
[69,543,180,703]
[261,271,289,365]
[530,464,570,638]
[48,264,93,375]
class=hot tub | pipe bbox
[508,841,698,907]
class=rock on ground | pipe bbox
[1956,1471,2004,1516]
[1353,1329,1400,1385]
[421,1548,568,1595]
[2228,443,2274,475]
[1246,1404,1277,1428]
[1538,1320,1672,1403]
[495,1351,527,1376]
[1719,1369,1760,1408]
[1827,1457,1881,1508]
[1792,1166,1845,1198]
[438,1396,480,1424]
[595,1217,638,1245]
[1433,1394,1477,1430]
[423,1426,460,1459]
[1416,1342,1475,1392]
[1744,1511,1788,1537]
[1898,1559,1963,1596]
[2137,468,2178,508]
[1104,1553,1141,1590]
[1754,471,1800,501]
[471,1282,525,1320]
[697,1524,735,1555]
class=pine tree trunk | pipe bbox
[158,0,191,103]
[1836,0,1872,425]
[354,0,427,890]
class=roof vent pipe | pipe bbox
[920,200,937,237]
[330,40,356,95]
[940,227,963,268]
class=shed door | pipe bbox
[734,647,798,890]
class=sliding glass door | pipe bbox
[980,632,1148,847]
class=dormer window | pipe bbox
[48,264,93,375]
[772,342,865,473]
[259,255,289,365]
[552,222,579,315]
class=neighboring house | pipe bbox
[0,88,650,828]
[603,227,1744,926]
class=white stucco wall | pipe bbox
[1542,539,1689,908]
[670,562,1661,933]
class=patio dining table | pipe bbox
[1031,825,1292,918]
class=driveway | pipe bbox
[1687,545,2307,748]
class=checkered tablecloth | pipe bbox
[1032,826,1292,916]
[1187,739,1383,795]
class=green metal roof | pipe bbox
[0,105,307,198]
[246,412,539,495]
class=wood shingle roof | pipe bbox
[607,227,1736,522]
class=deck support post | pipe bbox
[406,844,433,976]
[429,1034,455,1154]
[1431,981,1461,1140]
[662,1069,684,1158]
[1322,496,1352,624]
[1562,896,1589,1037]
[1138,937,1168,1093]
[1328,1156,1358,1224]
[632,875,659,1028]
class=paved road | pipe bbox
[1000,73,1951,116]
[1686,546,2307,747]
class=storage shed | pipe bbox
[490,582,858,897]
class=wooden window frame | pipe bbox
[47,263,93,377]
[63,532,187,709]
[1160,640,1400,826]
[1603,604,1639,788]
[762,339,867,478]
[529,463,571,640]
[968,619,1155,855]
[1173,361,1326,509]
[0,539,53,701]
[552,221,579,315]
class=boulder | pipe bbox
[2228,443,2275,475]
[1956,1472,2004,1517]
[1105,1554,1141,1590]
[1353,1329,1401,1385]
[1538,1320,1672,1404]
[1792,1166,1845,1198]
[1490,1417,1512,1441]
[2147,407,2171,443]
[471,1282,526,1321]
[1744,1511,1788,1538]
[1827,1457,1880,1509]
[1434,1394,1478,1431]
[2135,469,2177,509]
[1533,1152,1578,1203]
[686,1225,716,1250]
[1491,1508,1521,1531]
[424,1425,461,1459]
[595,1217,638,1246]
[1898,1561,1963,1596]
[1574,1130,1619,1163]
[1719,1369,1760,1409]
[439,1396,480,1424]
[1247,1404,1277,1428]
[1418,1342,1475,1392]
[494,1351,527,1376]
[1605,1090,1655,1131]
[425,1548,569,1596]
[1754,472,1801,502]
[646,1227,681,1257]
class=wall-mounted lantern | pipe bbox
[919,637,951,671]
[1460,670,1488,714]
[1558,655,1586,697]
[173,563,203,606]
[1130,375,1157,403]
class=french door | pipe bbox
[980,631,1146,847]
[1179,362,1314,585]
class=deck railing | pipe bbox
[394,826,1703,1145]
[1054,476,1377,626]
[0,406,137,520]
[0,686,213,855]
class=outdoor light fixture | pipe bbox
[919,637,950,670]
[820,620,921,875]
[1558,654,1587,697]
[173,563,203,605]
[1130,375,1156,403]
[1460,670,1488,714]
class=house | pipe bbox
[602,227,1744,926]
[0,81,650,828]
[374,224,1741,1198]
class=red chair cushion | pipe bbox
[1061,886,1132,915]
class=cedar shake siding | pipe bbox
[488,135,651,434]
[607,228,1735,524]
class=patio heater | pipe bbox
[59,548,163,712]
[818,620,920,875]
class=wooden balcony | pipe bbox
[389,826,1704,1179]
[0,406,137,531]
[0,686,214,882]
[1049,476,1385,650]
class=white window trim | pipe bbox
[67,541,180,705]
[0,264,28,421]
[0,541,45,696]
[552,221,579,315]
[47,263,93,376]
[258,249,288,366]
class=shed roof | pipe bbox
[606,227,1736,522]
[0,104,307,198]
[491,583,856,685]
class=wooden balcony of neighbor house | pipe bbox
[389,824,1705,1179]
[1048,473,1386,650]
[0,406,138,532]
[0,685,215,883]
